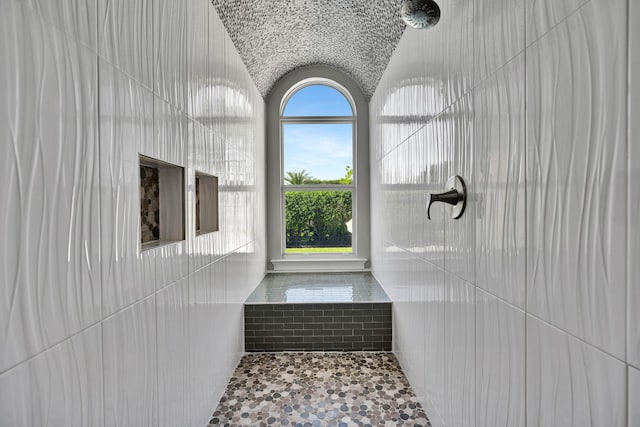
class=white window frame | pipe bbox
[279,78,358,259]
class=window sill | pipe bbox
[270,258,368,272]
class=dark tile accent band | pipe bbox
[245,302,392,352]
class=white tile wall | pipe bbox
[370,0,634,425]
[157,278,190,427]
[25,0,98,51]
[0,324,103,426]
[98,0,153,89]
[526,316,626,425]
[476,290,525,426]
[0,0,101,374]
[0,0,266,425]
[103,296,158,426]
[526,0,627,360]
[630,367,640,426]
[628,0,640,370]
[474,55,526,309]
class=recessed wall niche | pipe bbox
[139,155,185,249]
[195,171,219,235]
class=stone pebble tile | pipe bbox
[208,352,431,427]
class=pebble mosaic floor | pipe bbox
[208,352,431,427]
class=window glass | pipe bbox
[283,123,353,184]
[283,85,353,117]
[284,190,353,253]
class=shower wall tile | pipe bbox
[187,0,209,122]
[372,0,631,424]
[98,0,153,89]
[103,296,157,427]
[155,242,189,291]
[206,8,229,142]
[409,124,446,268]
[476,290,525,427]
[473,0,525,83]
[443,275,475,427]
[2,1,266,426]
[628,0,640,369]
[379,148,411,251]
[154,0,187,110]
[157,278,189,427]
[189,121,215,272]
[370,0,473,161]
[526,0,628,359]
[420,260,446,427]
[475,55,525,308]
[0,324,102,426]
[0,2,101,372]
[153,96,187,166]
[526,316,627,426]
[189,261,229,427]
[443,96,474,283]
[525,0,589,45]
[24,0,97,51]
[99,59,156,317]
[630,367,640,426]
[392,256,422,396]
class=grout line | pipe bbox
[523,0,529,422]
[625,0,631,423]
[526,312,628,366]
[0,320,103,378]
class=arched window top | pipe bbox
[282,84,354,117]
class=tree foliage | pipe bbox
[284,169,314,185]
[285,191,352,248]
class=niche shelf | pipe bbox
[139,155,185,250]
[195,171,219,236]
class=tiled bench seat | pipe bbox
[244,272,392,352]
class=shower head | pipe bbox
[401,0,441,29]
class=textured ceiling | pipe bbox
[210,0,407,100]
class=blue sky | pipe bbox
[283,85,353,181]
[283,85,353,116]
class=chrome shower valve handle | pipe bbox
[427,175,467,220]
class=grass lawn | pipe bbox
[285,247,352,254]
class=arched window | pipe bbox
[280,80,356,254]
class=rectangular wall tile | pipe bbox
[628,0,640,369]
[630,367,640,427]
[189,261,228,427]
[420,262,446,427]
[24,0,97,51]
[393,258,425,402]
[186,0,209,121]
[103,296,157,427]
[526,0,628,359]
[473,0,525,83]
[526,316,626,426]
[443,274,475,427]
[525,0,588,45]
[443,96,474,283]
[475,54,525,308]
[154,0,186,110]
[476,290,525,427]
[98,0,153,88]
[157,278,189,427]
[0,325,102,426]
[99,59,156,317]
[0,1,101,372]
[408,126,446,268]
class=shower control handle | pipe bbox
[427,175,467,220]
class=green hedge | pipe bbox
[285,191,352,248]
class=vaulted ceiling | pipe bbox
[210,0,407,100]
